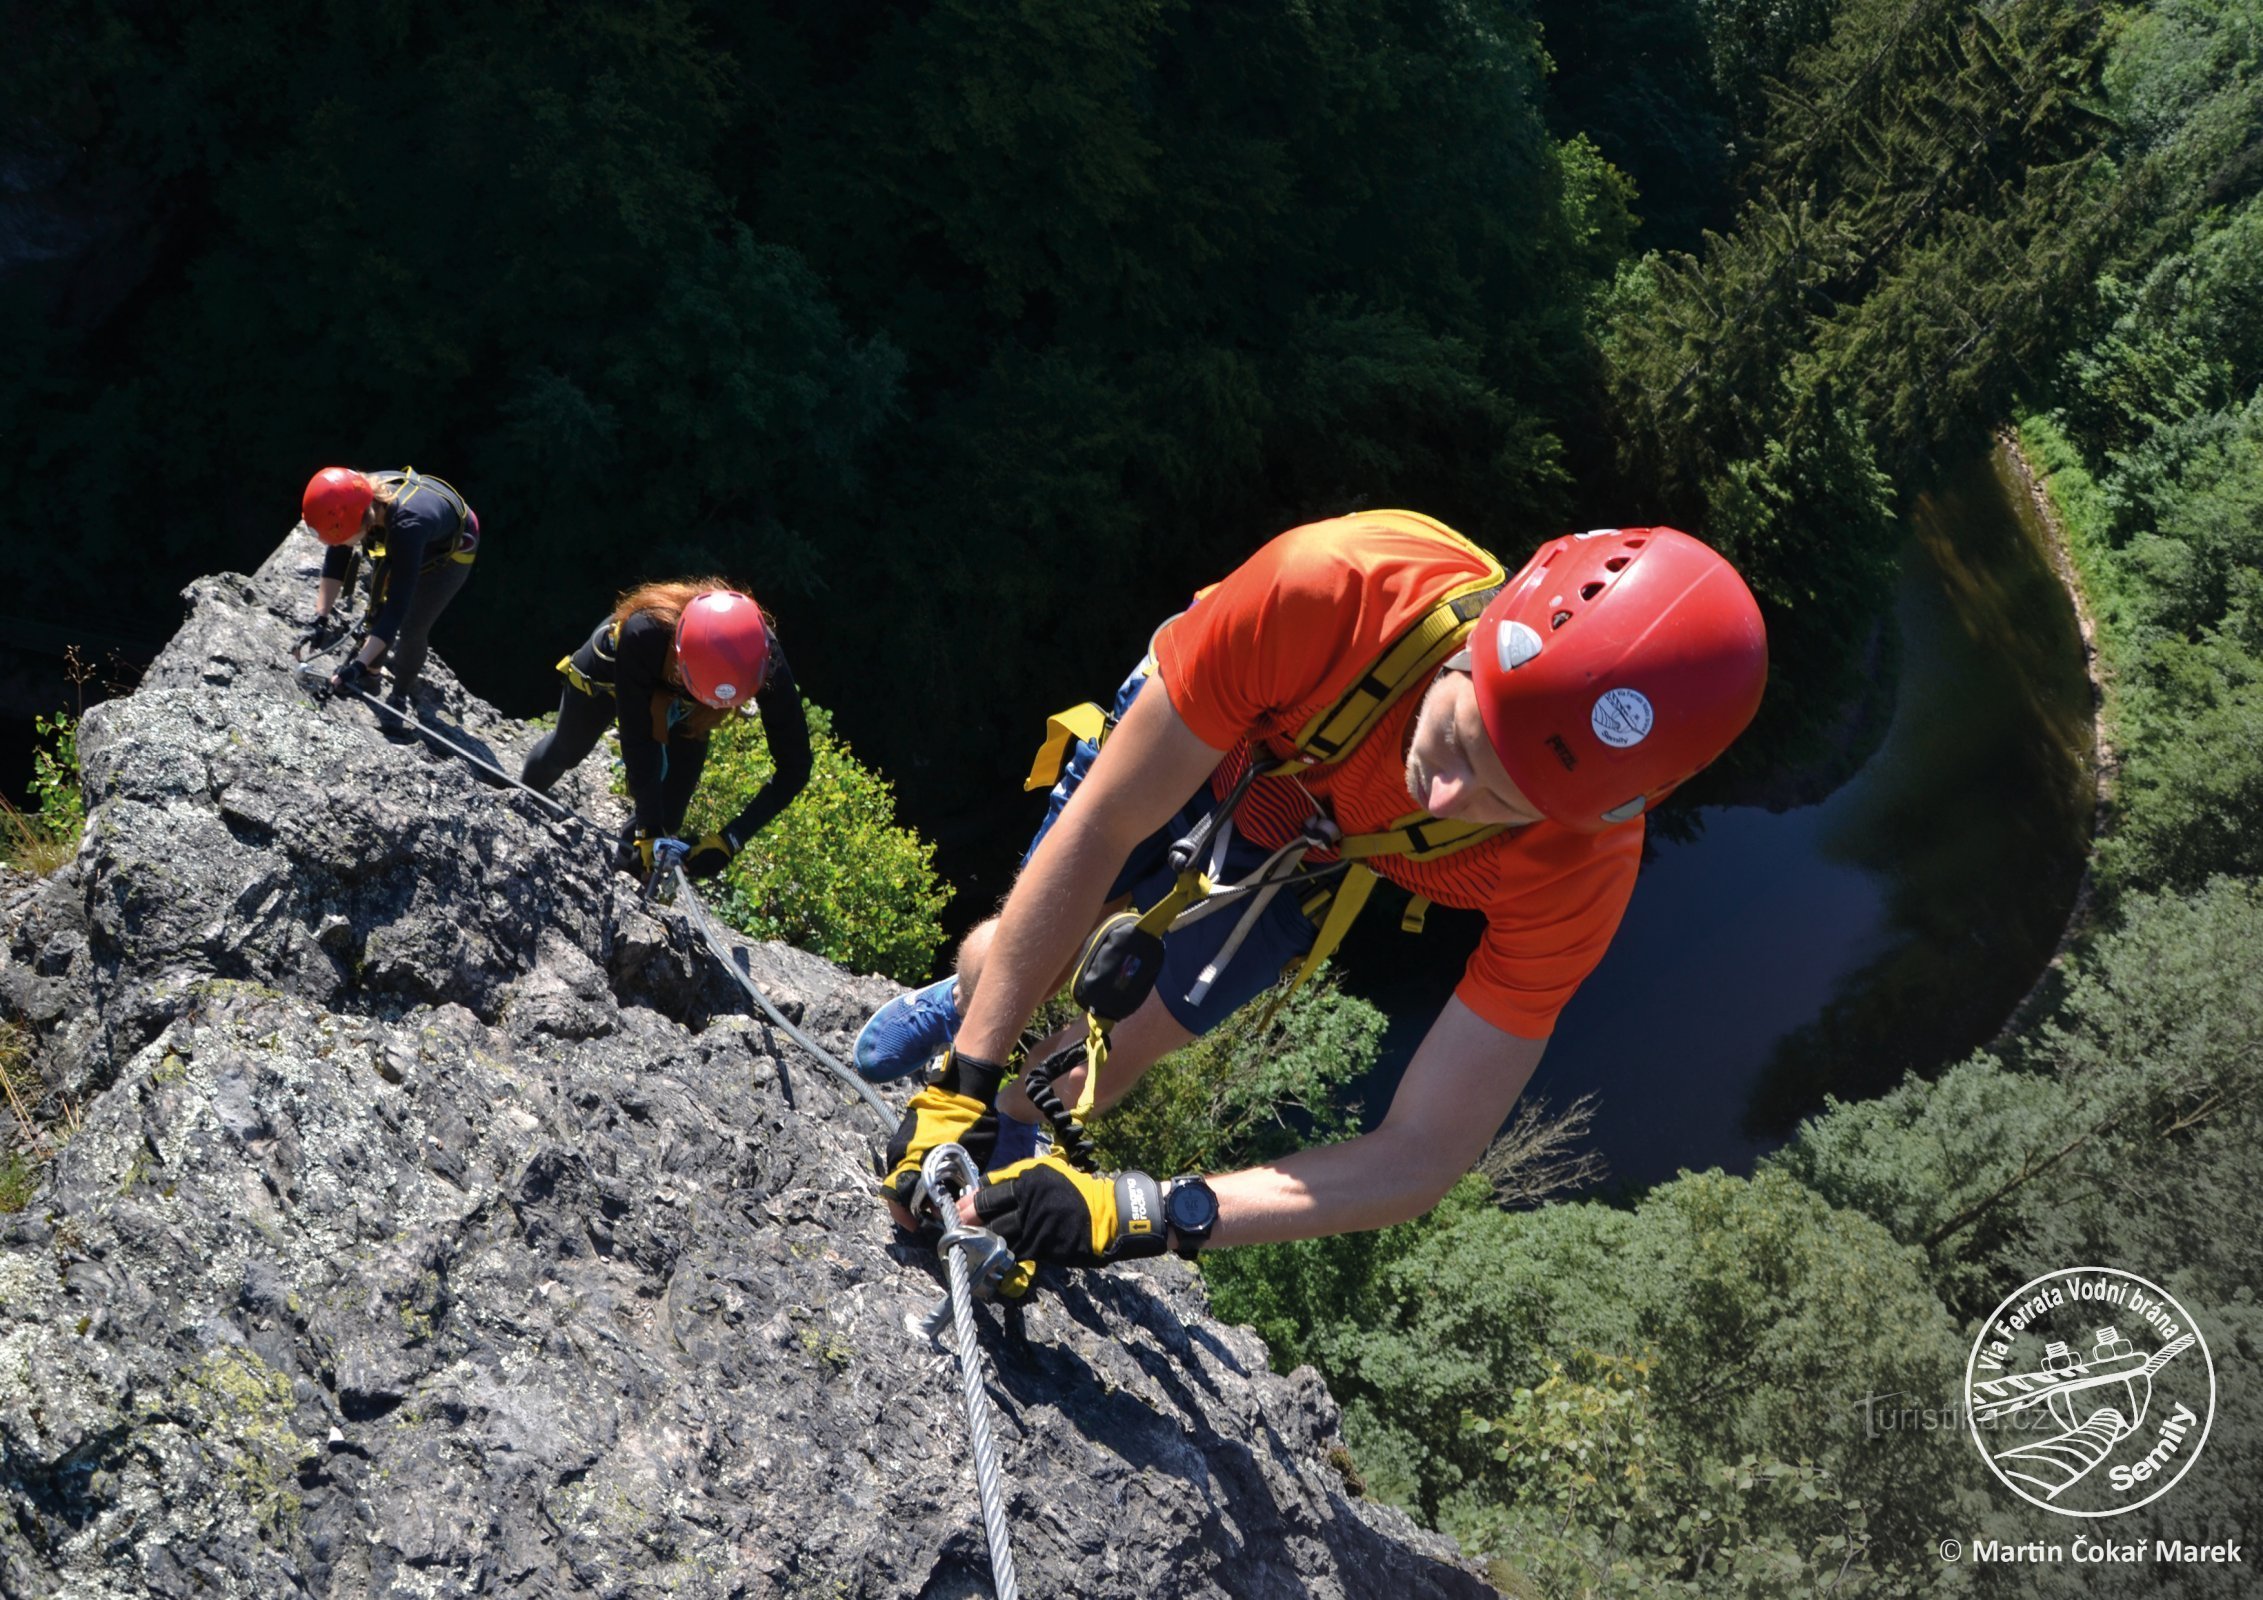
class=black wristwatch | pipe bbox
[1163,1175,1218,1259]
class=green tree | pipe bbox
[1089,968,1382,1179]
[682,700,951,984]
[1461,1353,1897,1597]
[1210,1168,1970,1574]
[1601,0,2117,765]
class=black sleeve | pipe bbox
[610,611,675,834]
[365,507,441,644]
[321,543,355,583]
[723,645,812,846]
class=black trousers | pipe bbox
[379,555,472,699]
[520,682,709,835]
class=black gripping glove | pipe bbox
[685,830,739,880]
[879,1049,1009,1220]
[331,656,370,695]
[973,1154,1169,1272]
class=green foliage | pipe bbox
[0,1147,37,1214]
[1768,1057,2071,1314]
[1211,1168,1968,1577]
[682,702,951,985]
[1461,1353,1899,1598]
[1,1022,49,1211]
[5,711,85,876]
[1532,0,1733,251]
[30,712,84,843]
[1604,0,2118,766]
[1089,967,1382,1179]
[1778,876,2263,1316]
[2032,275,2263,895]
[1777,884,2263,1587]
[3,1,1638,830]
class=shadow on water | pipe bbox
[1335,446,2095,1190]
[1737,447,2095,1138]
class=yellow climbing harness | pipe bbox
[556,617,623,698]
[1027,535,1510,1119]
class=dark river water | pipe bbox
[1336,446,2098,1189]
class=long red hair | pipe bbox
[613,578,761,686]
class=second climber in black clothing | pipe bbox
[299,465,480,713]
[521,580,812,879]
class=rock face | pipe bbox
[0,533,1490,1598]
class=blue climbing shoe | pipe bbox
[853,976,960,1081]
[988,1112,1051,1172]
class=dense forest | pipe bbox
[6,0,2261,1592]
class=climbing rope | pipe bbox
[920,1143,1022,1600]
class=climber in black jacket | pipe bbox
[521,580,812,879]
[300,466,480,710]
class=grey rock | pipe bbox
[0,531,1492,1598]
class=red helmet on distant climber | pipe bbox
[675,590,771,709]
[302,467,375,546]
[1469,527,1767,832]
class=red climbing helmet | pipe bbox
[302,467,375,546]
[1470,527,1767,832]
[675,590,771,708]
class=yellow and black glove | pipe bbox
[617,829,689,877]
[878,1048,1008,1219]
[684,830,739,880]
[972,1154,1169,1273]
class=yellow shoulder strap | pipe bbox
[1023,702,1111,792]
[1338,812,1506,863]
[1288,564,1505,765]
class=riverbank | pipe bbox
[1988,423,2121,1049]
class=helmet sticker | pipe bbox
[712,683,739,702]
[1591,688,1654,748]
[1495,620,1543,671]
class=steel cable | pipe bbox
[922,1145,1021,1600]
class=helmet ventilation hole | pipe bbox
[1604,556,1630,571]
[1623,537,1647,549]
[1551,609,1573,630]
[1579,581,1605,600]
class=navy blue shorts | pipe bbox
[1023,662,1320,1035]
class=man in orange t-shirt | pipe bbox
[863,510,1767,1275]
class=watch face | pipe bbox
[1167,1178,1219,1235]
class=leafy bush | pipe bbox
[30,712,83,841]
[1460,1352,1894,1598]
[679,700,951,984]
[1089,967,1382,1179]
[4,711,84,876]
[1208,1169,1968,1581]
